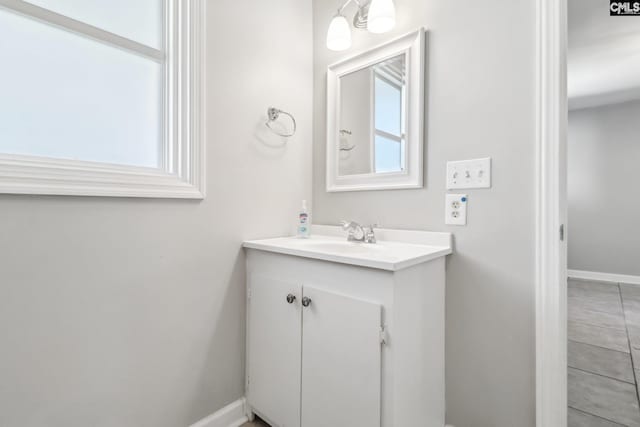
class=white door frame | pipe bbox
[535,0,568,426]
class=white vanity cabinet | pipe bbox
[248,273,382,427]
[244,227,451,427]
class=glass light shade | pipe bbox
[367,0,396,34]
[326,15,352,51]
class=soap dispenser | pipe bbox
[297,200,311,238]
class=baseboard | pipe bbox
[568,269,640,285]
[187,396,454,427]
[189,398,249,427]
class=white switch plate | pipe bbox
[446,157,491,189]
[445,194,468,226]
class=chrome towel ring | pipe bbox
[265,107,297,138]
[339,129,355,151]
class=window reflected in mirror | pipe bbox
[338,54,406,177]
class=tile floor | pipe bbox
[568,278,640,426]
[241,416,270,427]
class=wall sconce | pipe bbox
[326,0,396,51]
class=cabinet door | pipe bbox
[301,287,382,427]
[247,275,301,427]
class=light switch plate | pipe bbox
[445,194,468,226]
[446,157,491,189]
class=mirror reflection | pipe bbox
[338,54,406,177]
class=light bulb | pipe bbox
[367,0,396,34]
[326,14,352,51]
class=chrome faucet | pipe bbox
[364,224,378,244]
[340,221,378,243]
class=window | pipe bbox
[0,0,205,198]
[372,69,405,174]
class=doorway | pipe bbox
[565,0,640,424]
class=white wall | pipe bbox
[313,1,536,426]
[0,1,312,426]
[568,100,640,276]
[568,0,640,110]
[339,68,372,175]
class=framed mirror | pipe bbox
[326,29,425,192]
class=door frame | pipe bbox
[535,0,568,426]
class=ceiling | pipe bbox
[568,0,640,110]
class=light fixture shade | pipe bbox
[326,14,352,51]
[367,0,396,34]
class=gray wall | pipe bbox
[313,1,536,426]
[568,100,640,276]
[339,69,372,176]
[0,1,312,426]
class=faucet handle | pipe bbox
[364,224,379,243]
[340,220,365,241]
[365,224,379,233]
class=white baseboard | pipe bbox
[188,397,452,427]
[568,269,640,285]
[189,398,249,427]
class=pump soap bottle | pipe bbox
[297,200,310,238]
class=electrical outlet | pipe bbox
[445,194,468,225]
[447,157,491,189]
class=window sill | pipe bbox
[0,153,205,199]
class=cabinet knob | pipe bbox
[302,296,312,307]
[286,294,296,304]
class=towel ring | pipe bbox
[339,129,355,151]
[340,145,356,152]
[265,107,297,138]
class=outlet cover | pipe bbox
[445,194,468,226]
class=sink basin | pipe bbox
[243,225,452,271]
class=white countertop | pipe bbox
[243,225,452,271]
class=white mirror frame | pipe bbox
[326,28,425,192]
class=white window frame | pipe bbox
[0,0,206,199]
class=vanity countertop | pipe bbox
[243,225,452,271]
